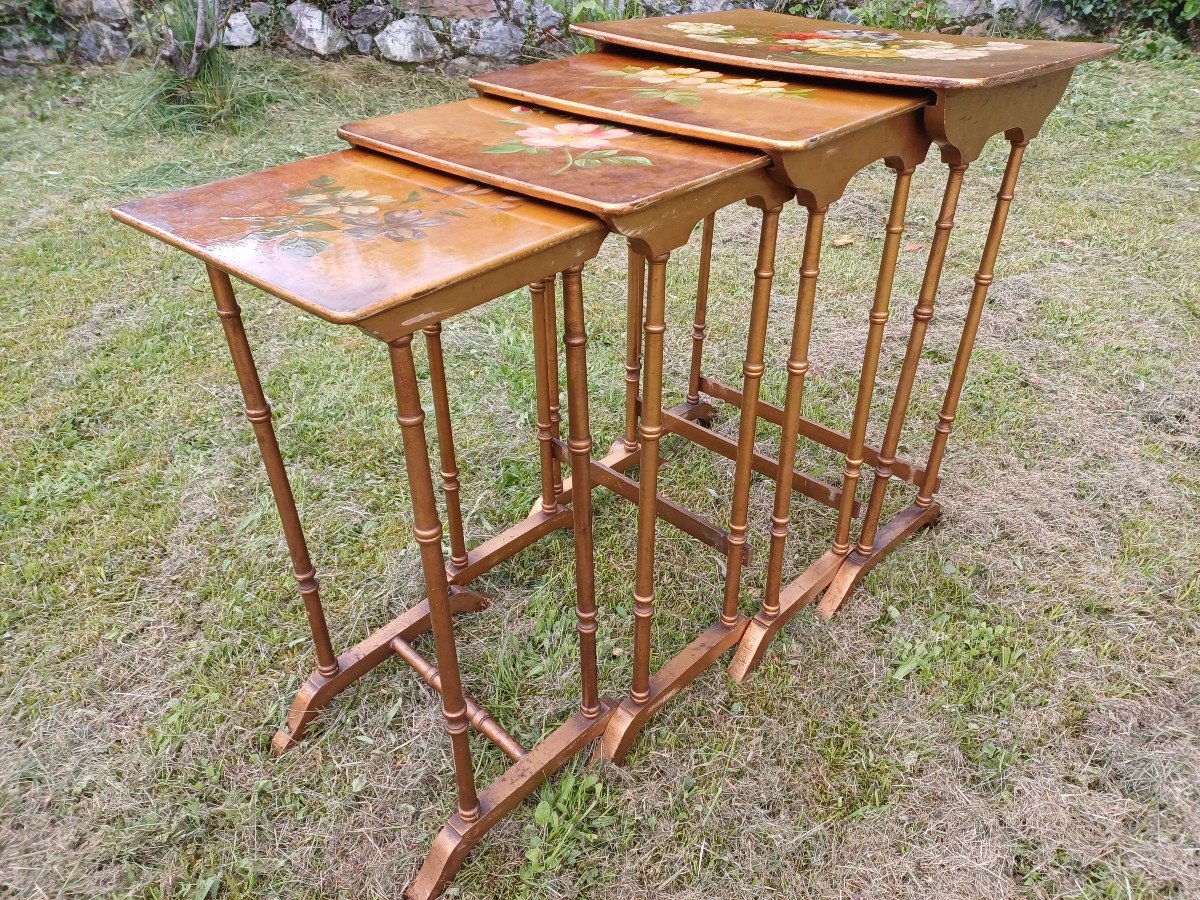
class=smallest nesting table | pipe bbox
[113,147,615,899]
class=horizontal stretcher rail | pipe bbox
[697,376,939,491]
[660,407,856,515]
[391,636,528,762]
[550,440,750,565]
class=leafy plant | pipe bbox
[786,0,838,17]
[543,0,644,52]
[858,0,958,32]
[1059,0,1199,37]
[0,0,65,49]
[518,771,618,888]
[118,0,273,130]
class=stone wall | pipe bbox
[2,0,1094,71]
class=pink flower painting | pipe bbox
[515,122,635,150]
[484,114,653,175]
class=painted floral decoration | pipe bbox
[661,20,1027,61]
[775,29,1026,60]
[483,111,653,175]
[225,176,521,257]
[664,20,764,44]
[594,65,814,105]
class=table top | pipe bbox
[471,51,926,155]
[338,96,768,220]
[572,11,1116,90]
[111,149,603,326]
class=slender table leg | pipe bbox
[388,334,480,825]
[720,205,782,629]
[622,251,646,453]
[409,271,617,899]
[726,204,831,681]
[600,206,784,762]
[763,204,827,611]
[598,249,670,762]
[206,265,339,680]
[917,140,1027,509]
[561,265,603,720]
[831,167,915,557]
[686,212,716,410]
[423,323,469,571]
[730,169,917,680]
[815,160,974,618]
[543,275,564,497]
[531,280,560,516]
[630,250,669,707]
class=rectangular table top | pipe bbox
[572,11,1116,90]
[111,149,603,326]
[471,51,926,154]
[338,97,768,220]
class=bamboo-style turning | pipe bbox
[831,166,914,555]
[207,266,340,679]
[424,322,469,570]
[917,140,1027,508]
[561,265,603,719]
[687,213,716,407]
[856,162,966,559]
[761,204,827,617]
[543,275,565,498]
[531,279,561,516]
[389,334,481,825]
[720,204,782,627]
[623,251,646,452]
[629,250,671,707]
[391,635,527,761]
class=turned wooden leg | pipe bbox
[206,265,339,680]
[815,162,969,619]
[831,166,915,556]
[726,204,828,682]
[531,280,560,516]
[629,250,669,707]
[597,249,670,764]
[408,268,617,900]
[542,275,564,498]
[762,203,827,615]
[687,212,716,408]
[423,323,469,570]
[388,334,480,825]
[720,204,782,628]
[561,265,602,719]
[622,250,646,453]
[917,140,1028,508]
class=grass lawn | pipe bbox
[1,49,1198,899]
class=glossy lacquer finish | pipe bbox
[338,96,768,221]
[573,10,1116,90]
[111,148,604,334]
[471,50,926,153]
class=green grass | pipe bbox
[2,50,1199,898]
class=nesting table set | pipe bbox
[112,12,1113,897]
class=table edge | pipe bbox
[570,23,1118,90]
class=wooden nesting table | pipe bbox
[111,14,1114,899]
[114,149,617,898]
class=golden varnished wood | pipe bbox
[572,10,1115,90]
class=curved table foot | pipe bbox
[727,550,843,684]
[407,698,616,900]
[597,618,747,766]
[815,502,942,620]
[272,588,491,755]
